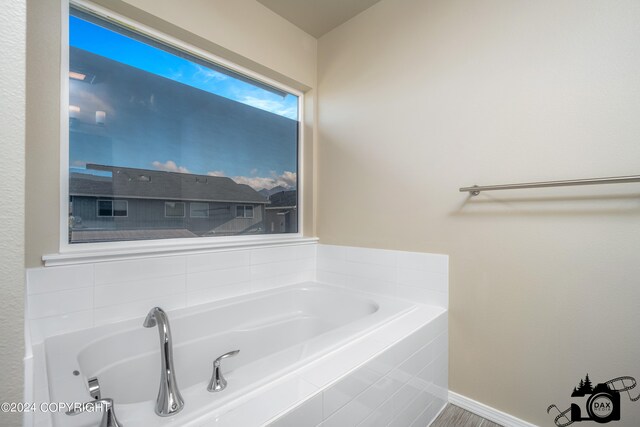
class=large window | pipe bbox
[67,7,300,244]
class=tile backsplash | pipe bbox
[316,244,448,308]
[26,243,448,344]
[26,244,316,344]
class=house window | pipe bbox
[67,6,300,244]
[97,200,128,217]
[165,202,185,218]
[190,202,209,218]
[236,205,254,218]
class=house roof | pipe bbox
[70,164,269,204]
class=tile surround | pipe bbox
[316,244,449,307]
[26,243,448,345]
[270,311,448,427]
[25,243,448,426]
[26,245,316,343]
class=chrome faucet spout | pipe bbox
[144,307,184,417]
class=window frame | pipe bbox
[57,0,305,258]
[96,199,113,217]
[113,200,128,217]
[96,199,128,218]
[164,202,186,218]
[190,202,209,218]
[236,205,254,219]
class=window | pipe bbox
[190,202,209,218]
[97,200,112,217]
[165,202,185,218]
[113,200,128,217]
[97,200,128,217]
[236,205,254,218]
[67,7,300,244]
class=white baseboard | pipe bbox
[448,391,538,427]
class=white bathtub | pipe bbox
[43,283,419,426]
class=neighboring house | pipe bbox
[70,164,269,243]
[265,190,297,234]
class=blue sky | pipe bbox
[69,15,298,190]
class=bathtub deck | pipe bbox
[431,404,502,427]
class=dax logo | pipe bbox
[547,375,639,426]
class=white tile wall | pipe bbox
[317,244,449,307]
[26,244,316,343]
[26,243,447,345]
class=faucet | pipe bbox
[66,398,122,427]
[208,350,240,392]
[143,307,184,417]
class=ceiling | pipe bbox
[257,0,383,38]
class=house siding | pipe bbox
[265,207,298,234]
[71,196,265,240]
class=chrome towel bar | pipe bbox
[460,175,640,196]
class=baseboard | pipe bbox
[448,391,538,427]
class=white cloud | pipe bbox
[240,96,297,120]
[152,160,190,173]
[231,171,297,190]
[71,160,87,168]
[194,65,228,82]
[169,69,183,80]
[152,162,295,191]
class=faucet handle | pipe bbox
[66,398,122,427]
[88,376,101,400]
[208,350,240,392]
[214,350,240,365]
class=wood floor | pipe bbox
[430,404,503,427]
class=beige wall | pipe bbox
[0,0,26,425]
[317,0,640,425]
[25,0,317,267]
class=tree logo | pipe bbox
[548,375,639,426]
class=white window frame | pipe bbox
[190,202,209,218]
[52,0,308,265]
[96,199,128,217]
[164,202,186,218]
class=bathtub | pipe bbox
[41,282,447,426]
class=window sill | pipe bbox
[42,236,319,267]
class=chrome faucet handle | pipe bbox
[208,350,240,392]
[66,398,122,427]
[88,376,101,400]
